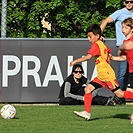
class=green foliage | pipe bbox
[0,0,125,38]
[6,0,45,38]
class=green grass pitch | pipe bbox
[0,104,133,133]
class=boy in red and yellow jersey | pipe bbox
[70,24,133,120]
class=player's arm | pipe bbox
[100,16,114,32]
[111,49,126,61]
[119,40,133,50]
[70,54,92,66]
[111,55,126,61]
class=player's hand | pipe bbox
[109,53,112,60]
[100,36,104,41]
[70,61,76,66]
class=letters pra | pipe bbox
[2,55,90,87]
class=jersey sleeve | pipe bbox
[87,42,100,56]
[106,46,112,53]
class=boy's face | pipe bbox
[87,32,100,44]
[122,23,132,36]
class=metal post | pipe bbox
[1,0,7,38]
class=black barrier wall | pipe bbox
[0,39,118,103]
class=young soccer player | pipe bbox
[111,17,133,93]
[70,24,133,120]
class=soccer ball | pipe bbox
[0,104,16,119]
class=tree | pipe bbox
[6,0,45,38]
[0,0,124,38]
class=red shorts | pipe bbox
[91,77,120,91]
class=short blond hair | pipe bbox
[122,17,133,28]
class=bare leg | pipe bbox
[73,84,95,120]
[126,87,133,93]
[114,89,124,98]
[114,89,133,99]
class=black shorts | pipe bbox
[89,81,102,89]
[127,72,133,88]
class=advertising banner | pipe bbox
[0,39,117,103]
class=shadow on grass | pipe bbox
[112,113,130,119]
[13,117,20,119]
[89,114,130,121]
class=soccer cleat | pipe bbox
[105,97,115,106]
[74,110,91,120]
[113,95,123,105]
[105,95,124,106]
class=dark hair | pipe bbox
[86,24,102,37]
[71,64,84,74]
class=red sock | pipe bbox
[84,93,92,113]
[124,91,133,99]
